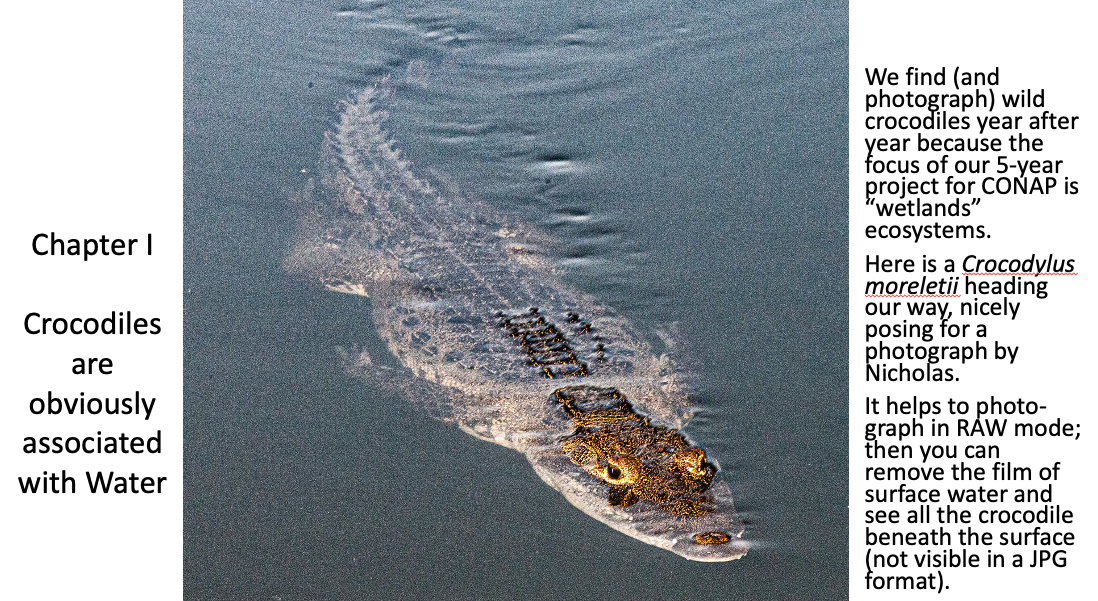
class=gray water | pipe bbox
[184,0,847,599]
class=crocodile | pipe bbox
[285,80,747,561]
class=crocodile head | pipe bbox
[543,385,746,561]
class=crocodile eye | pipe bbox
[607,465,622,480]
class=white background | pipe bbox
[0,2,182,599]
[0,1,1091,599]
[851,1,1094,599]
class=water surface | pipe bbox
[184,0,847,598]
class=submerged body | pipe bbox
[287,82,746,561]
